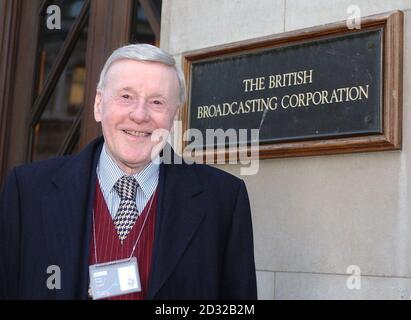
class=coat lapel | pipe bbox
[40,139,200,299]
[148,156,205,299]
[41,137,103,299]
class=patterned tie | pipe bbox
[113,176,139,244]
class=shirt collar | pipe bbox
[97,143,159,198]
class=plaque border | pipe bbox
[180,11,403,161]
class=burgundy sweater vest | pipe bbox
[89,180,158,300]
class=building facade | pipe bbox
[1,0,411,299]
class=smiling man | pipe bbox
[94,55,181,175]
[0,44,257,300]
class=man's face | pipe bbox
[94,59,180,174]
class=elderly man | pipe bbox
[0,44,257,300]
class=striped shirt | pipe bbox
[96,143,159,219]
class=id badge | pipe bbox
[89,257,141,300]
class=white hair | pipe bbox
[96,44,186,105]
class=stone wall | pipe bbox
[161,0,411,299]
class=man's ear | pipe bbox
[170,107,180,134]
[94,91,103,122]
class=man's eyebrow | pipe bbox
[149,94,167,99]
[117,87,168,100]
[119,86,136,92]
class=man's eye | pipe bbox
[121,94,131,99]
[152,100,163,105]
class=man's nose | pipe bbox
[129,100,149,122]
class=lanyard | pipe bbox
[92,193,155,263]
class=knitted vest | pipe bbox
[89,180,158,300]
